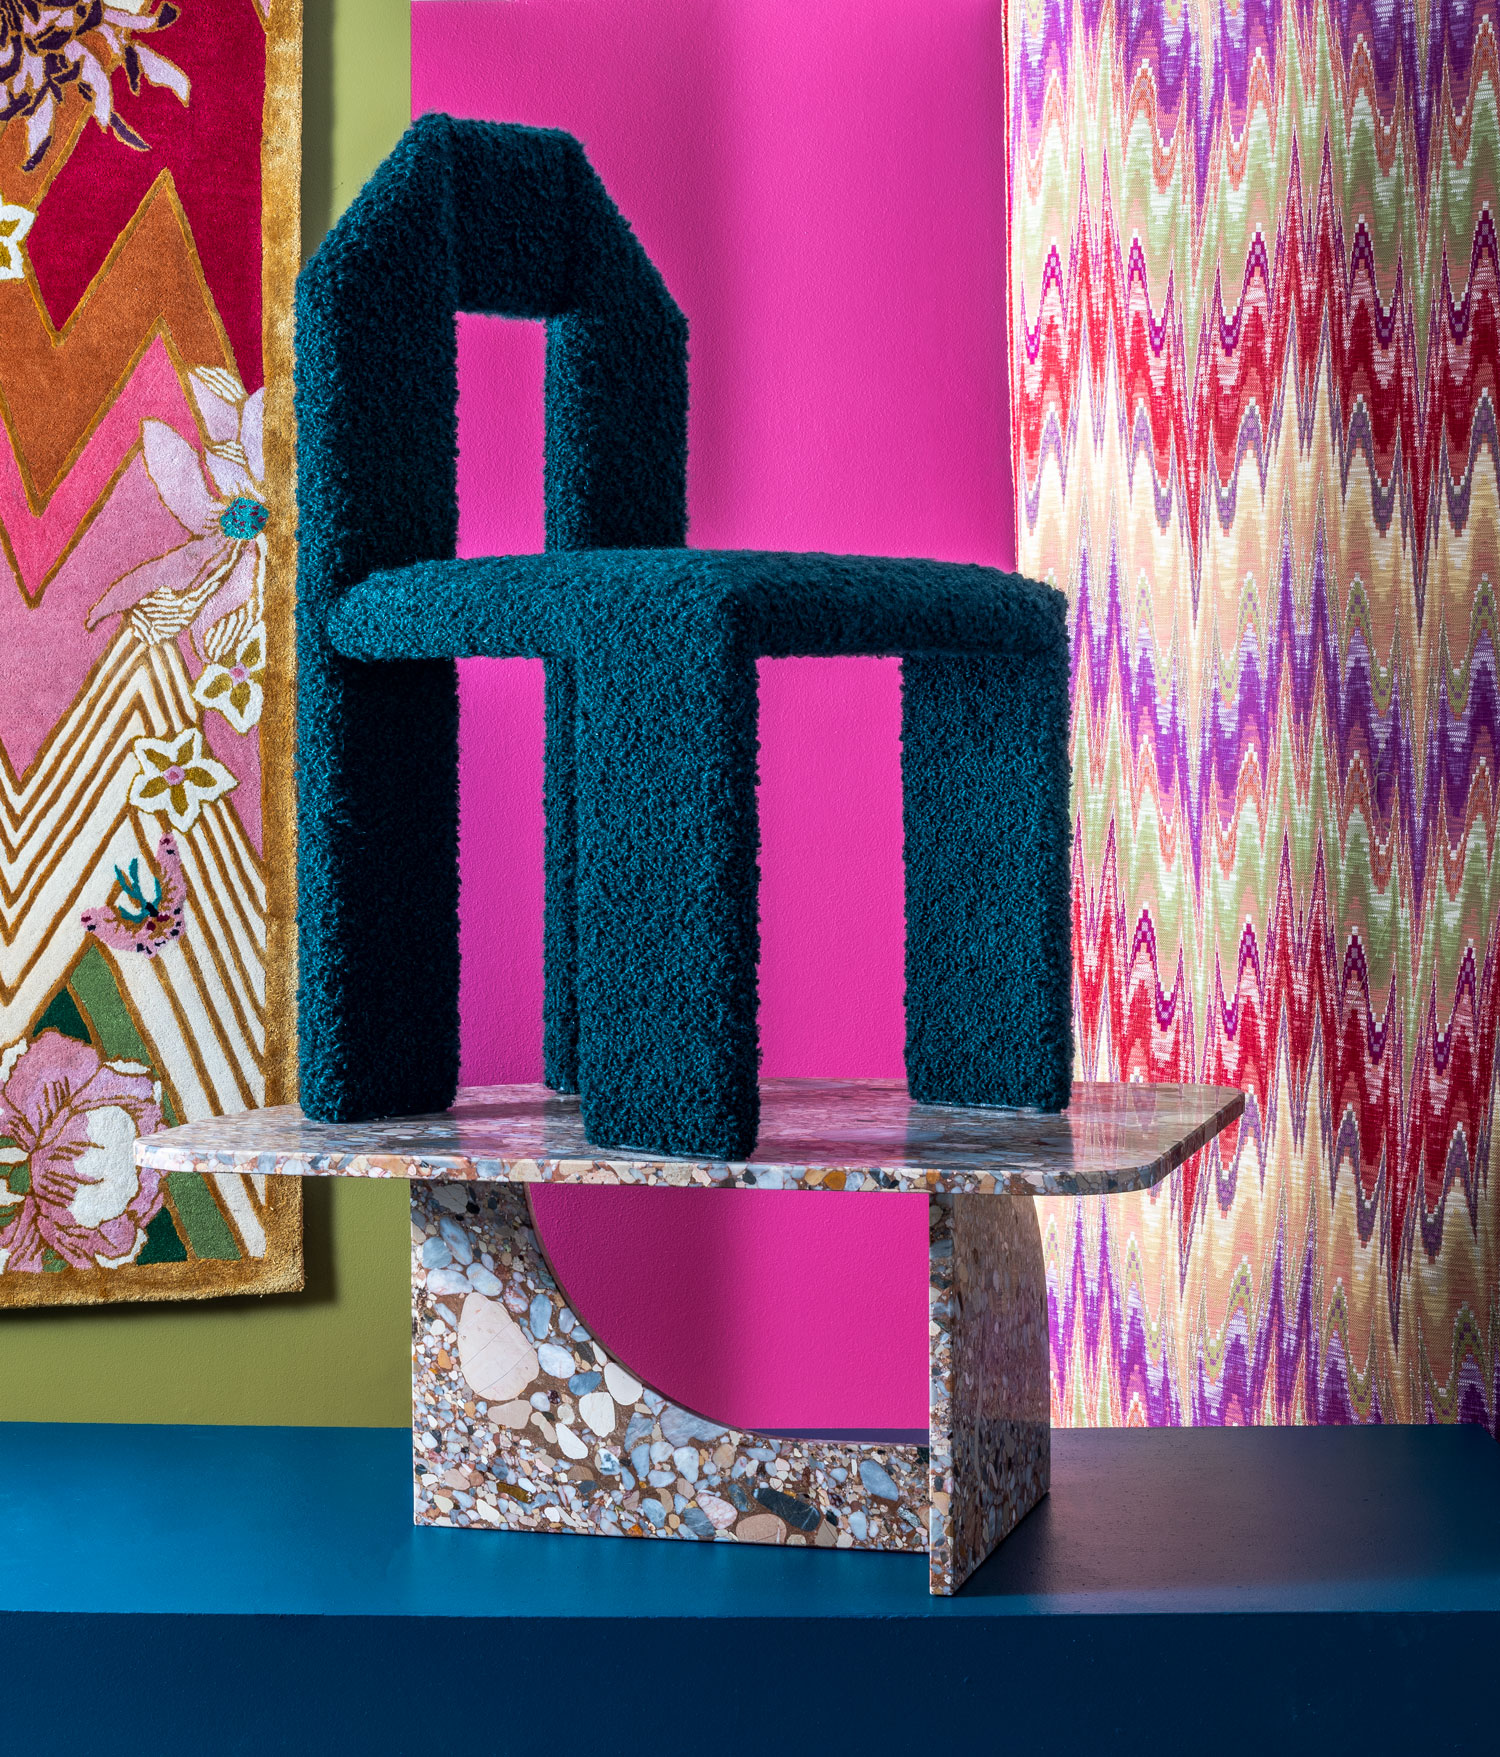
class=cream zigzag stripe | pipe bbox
[0,631,265,1139]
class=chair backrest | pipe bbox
[296,112,689,611]
[294,116,687,1121]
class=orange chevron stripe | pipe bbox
[0,170,232,513]
[0,86,92,214]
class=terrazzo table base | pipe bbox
[137,1078,1244,1594]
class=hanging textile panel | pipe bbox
[0,0,301,1305]
[1012,0,1499,1424]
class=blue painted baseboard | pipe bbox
[5,1421,1498,1753]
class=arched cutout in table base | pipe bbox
[525,1181,931,1440]
[413,1182,929,1557]
[411,1180,1050,1593]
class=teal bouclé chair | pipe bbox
[294,115,1072,1159]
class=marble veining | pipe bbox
[138,1078,1246,1197]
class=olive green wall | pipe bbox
[0,0,416,1428]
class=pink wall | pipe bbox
[415,0,1013,1433]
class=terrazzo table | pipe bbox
[136,1077,1244,1594]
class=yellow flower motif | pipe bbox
[0,204,34,281]
[128,729,237,833]
[192,623,266,734]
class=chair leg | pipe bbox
[296,648,461,1121]
[542,658,580,1093]
[571,636,761,1159]
[902,647,1073,1111]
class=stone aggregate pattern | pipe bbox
[412,1181,930,1558]
[139,1077,1246,1199]
[928,1192,1050,1592]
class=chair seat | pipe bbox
[324,549,1065,663]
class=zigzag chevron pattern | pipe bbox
[0,629,265,1119]
[1012,0,1500,1426]
[0,337,195,604]
[0,173,231,512]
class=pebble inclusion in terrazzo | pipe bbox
[411,1182,931,1554]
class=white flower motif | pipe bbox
[0,1038,27,1085]
[127,727,237,833]
[192,622,265,733]
[87,371,267,658]
[0,203,33,280]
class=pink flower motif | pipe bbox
[86,371,267,658]
[0,1029,164,1272]
[80,833,185,957]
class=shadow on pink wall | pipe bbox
[415,0,1013,1433]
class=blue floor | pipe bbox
[6,1420,1499,1752]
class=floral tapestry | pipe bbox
[0,0,301,1305]
[1013,0,1499,1425]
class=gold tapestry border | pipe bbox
[0,1179,303,1308]
[263,0,301,1108]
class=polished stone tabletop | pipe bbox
[136,1078,1245,1197]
